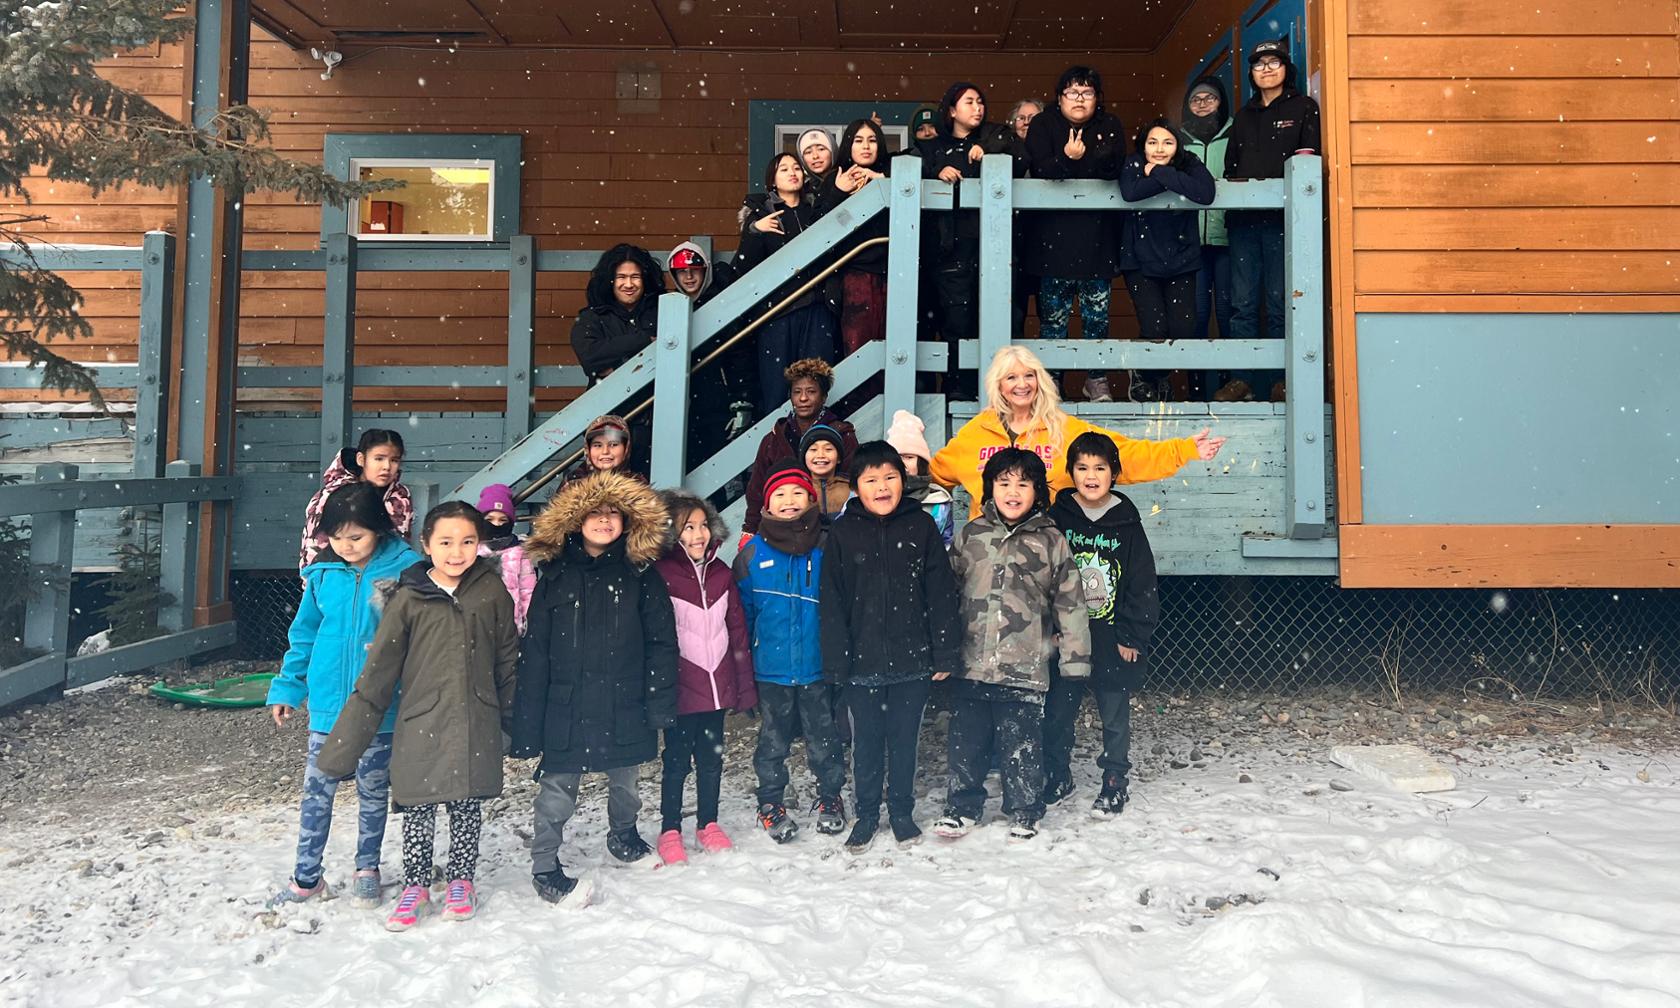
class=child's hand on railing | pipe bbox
[937,166,963,185]
[967,144,986,164]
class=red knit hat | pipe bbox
[763,464,817,505]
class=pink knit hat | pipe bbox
[885,409,932,462]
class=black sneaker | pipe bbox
[532,867,578,903]
[844,817,878,854]
[1041,776,1074,807]
[1007,812,1039,843]
[889,817,922,846]
[757,802,799,844]
[932,811,977,839]
[1092,772,1128,816]
[607,829,654,865]
[813,794,847,835]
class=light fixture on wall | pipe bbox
[310,48,344,81]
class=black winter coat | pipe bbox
[920,121,1026,262]
[1223,87,1321,182]
[1047,488,1159,689]
[819,495,962,687]
[510,535,679,774]
[1021,107,1129,279]
[569,247,666,380]
[1118,152,1217,278]
[736,192,827,313]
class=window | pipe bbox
[321,134,521,243]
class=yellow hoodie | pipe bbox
[930,410,1199,519]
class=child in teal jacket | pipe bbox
[267,483,421,908]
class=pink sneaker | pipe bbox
[657,829,688,866]
[697,822,733,853]
[385,885,429,932]
[440,879,476,921]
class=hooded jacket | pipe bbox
[1047,487,1160,688]
[298,450,414,571]
[569,245,666,381]
[735,191,827,315]
[1223,53,1321,183]
[654,491,758,716]
[919,119,1026,260]
[950,504,1092,692]
[930,409,1199,520]
[316,556,519,807]
[743,410,859,534]
[1021,105,1128,279]
[509,471,679,774]
[269,534,423,734]
[1179,76,1234,246]
[1119,149,1217,278]
[732,504,825,687]
[477,539,537,635]
[819,494,962,688]
[666,240,725,302]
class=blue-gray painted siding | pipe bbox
[1356,313,1680,524]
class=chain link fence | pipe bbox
[230,570,1679,704]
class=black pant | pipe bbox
[1043,666,1134,784]
[931,261,978,400]
[753,681,846,807]
[846,679,931,822]
[661,709,726,831]
[1126,271,1197,393]
[946,687,1046,820]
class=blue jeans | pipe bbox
[294,730,393,886]
[1227,211,1286,395]
[1193,244,1234,398]
[757,302,838,416]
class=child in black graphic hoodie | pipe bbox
[1044,431,1160,814]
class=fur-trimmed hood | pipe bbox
[525,470,668,566]
[660,488,729,562]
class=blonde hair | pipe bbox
[982,345,1067,454]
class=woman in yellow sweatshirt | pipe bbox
[930,345,1227,519]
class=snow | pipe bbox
[3,728,1679,1007]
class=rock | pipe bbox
[287,917,319,935]
[202,823,222,838]
[1137,888,1151,906]
[1257,867,1280,881]
[1151,743,1167,756]
[1238,774,1253,784]
[1189,747,1204,762]
[1205,895,1229,911]
[1275,712,1290,725]
[1170,760,1189,770]
[1329,779,1354,792]
[173,703,186,712]
[1128,924,1145,933]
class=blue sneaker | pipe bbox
[268,876,325,908]
[351,869,382,908]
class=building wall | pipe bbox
[1324,0,1680,586]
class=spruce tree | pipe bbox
[1,0,392,404]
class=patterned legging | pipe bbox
[1037,277,1111,341]
[400,799,482,887]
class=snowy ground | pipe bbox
[2,679,1678,1008]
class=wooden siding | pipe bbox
[1342,0,1680,310]
[16,0,1260,412]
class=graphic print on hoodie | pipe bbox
[1047,486,1161,688]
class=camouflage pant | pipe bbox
[294,730,392,886]
[1037,277,1112,341]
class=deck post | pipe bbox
[135,231,176,480]
[320,232,358,474]
[977,154,1014,376]
[159,460,201,634]
[882,155,922,421]
[22,464,77,687]
[504,234,536,449]
[649,292,694,488]
[171,0,249,624]
[1283,155,1327,539]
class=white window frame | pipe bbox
[776,123,912,160]
[347,156,497,243]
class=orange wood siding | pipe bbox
[21,33,1175,410]
[1339,525,1680,588]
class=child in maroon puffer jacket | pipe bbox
[652,490,757,864]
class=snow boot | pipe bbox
[440,879,476,921]
[1092,772,1128,816]
[844,817,878,854]
[608,829,654,867]
[813,794,847,835]
[268,876,325,908]
[657,829,688,866]
[384,885,429,931]
[532,868,579,904]
[696,822,733,853]
[932,812,977,839]
[758,802,799,843]
[889,817,922,847]
[1007,812,1039,843]
[1041,775,1074,807]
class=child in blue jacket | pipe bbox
[732,462,847,843]
[267,483,421,907]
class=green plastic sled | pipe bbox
[149,672,276,709]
